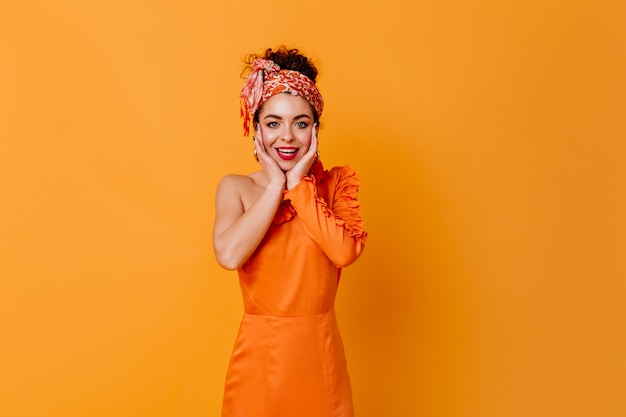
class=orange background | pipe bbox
[2,1,625,416]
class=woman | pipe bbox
[213,46,367,417]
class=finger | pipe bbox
[258,138,271,161]
[254,125,267,156]
[255,133,279,171]
[254,128,269,158]
[311,124,318,153]
[306,139,317,161]
[254,133,264,157]
[255,123,263,142]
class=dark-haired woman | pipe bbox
[213,47,367,417]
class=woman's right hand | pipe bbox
[254,125,286,189]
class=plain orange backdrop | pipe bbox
[1,1,625,416]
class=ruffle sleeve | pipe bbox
[284,164,367,268]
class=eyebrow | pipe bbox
[262,114,312,120]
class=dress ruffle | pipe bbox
[274,161,368,245]
[273,199,297,225]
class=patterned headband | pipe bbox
[239,58,324,136]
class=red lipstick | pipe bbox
[276,147,299,161]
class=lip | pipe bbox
[275,147,300,161]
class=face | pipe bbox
[256,93,316,171]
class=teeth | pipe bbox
[278,149,297,155]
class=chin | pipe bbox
[278,163,295,173]
[275,158,298,171]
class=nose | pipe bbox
[280,126,294,142]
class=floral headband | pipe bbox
[239,58,324,136]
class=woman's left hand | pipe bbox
[285,124,318,190]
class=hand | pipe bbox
[254,125,286,189]
[285,123,318,190]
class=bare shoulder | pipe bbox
[217,173,253,190]
[216,171,265,211]
[217,172,264,192]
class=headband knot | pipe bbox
[253,58,280,73]
[239,58,324,136]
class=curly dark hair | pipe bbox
[242,46,318,83]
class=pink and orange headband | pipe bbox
[239,58,324,136]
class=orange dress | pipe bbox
[221,161,367,417]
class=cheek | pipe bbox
[262,138,274,150]
[297,130,313,146]
[259,127,277,147]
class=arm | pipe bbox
[212,175,284,270]
[213,130,286,270]
[285,166,367,267]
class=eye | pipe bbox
[296,121,308,128]
[266,121,279,128]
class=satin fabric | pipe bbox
[221,161,367,417]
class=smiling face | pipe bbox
[256,93,316,171]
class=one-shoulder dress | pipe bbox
[221,160,368,417]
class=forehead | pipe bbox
[259,93,314,118]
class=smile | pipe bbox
[276,148,299,160]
